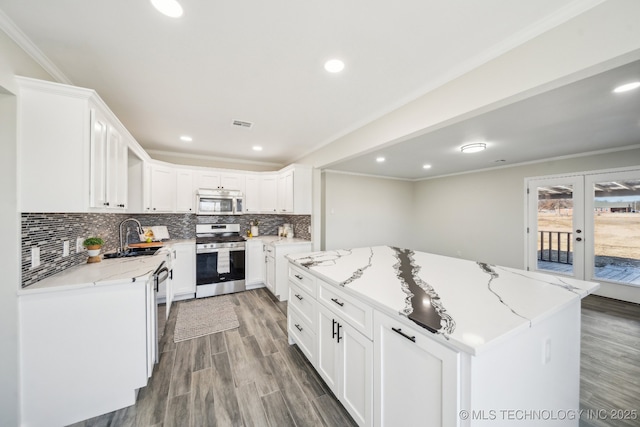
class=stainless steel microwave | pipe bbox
[196,189,244,215]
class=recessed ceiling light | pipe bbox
[150,0,183,18]
[180,135,192,142]
[460,142,487,153]
[376,156,385,163]
[422,164,432,169]
[252,146,263,151]
[324,59,345,73]
[613,81,640,93]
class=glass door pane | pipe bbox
[588,174,640,286]
[528,176,584,278]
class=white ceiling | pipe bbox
[0,0,613,170]
[329,59,640,179]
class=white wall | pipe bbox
[411,148,640,267]
[0,27,55,427]
[322,171,413,250]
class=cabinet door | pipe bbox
[150,166,176,212]
[175,170,195,212]
[374,311,460,427]
[341,320,372,427]
[246,240,265,285]
[220,173,245,192]
[172,244,196,296]
[245,175,260,213]
[107,127,128,209]
[316,304,341,392]
[278,170,294,213]
[266,253,276,294]
[197,171,220,189]
[260,174,278,213]
[89,110,108,208]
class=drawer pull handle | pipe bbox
[295,294,303,301]
[295,324,303,332]
[331,298,344,307]
[392,327,416,343]
[294,274,303,280]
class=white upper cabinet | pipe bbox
[149,165,176,212]
[244,174,261,213]
[260,174,278,213]
[278,165,312,214]
[196,171,245,193]
[17,77,136,213]
[175,169,195,213]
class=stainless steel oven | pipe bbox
[195,224,246,298]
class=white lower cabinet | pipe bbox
[264,242,313,301]
[246,239,266,287]
[374,310,460,427]
[317,303,373,427]
[171,243,196,298]
[19,278,153,427]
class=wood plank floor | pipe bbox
[70,291,639,427]
[579,295,640,427]
[69,288,357,427]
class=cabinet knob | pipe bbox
[104,202,110,206]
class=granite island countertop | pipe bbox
[287,246,600,355]
[18,239,195,295]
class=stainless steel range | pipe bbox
[195,224,246,298]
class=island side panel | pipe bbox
[466,298,581,427]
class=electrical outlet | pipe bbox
[76,237,84,253]
[31,247,40,269]
[63,241,69,257]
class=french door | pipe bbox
[527,168,640,287]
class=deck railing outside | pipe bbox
[538,230,573,264]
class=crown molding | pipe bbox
[146,149,284,169]
[0,8,72,84]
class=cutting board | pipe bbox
[128,242,164,248]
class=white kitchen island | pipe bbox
[286,246,600,427]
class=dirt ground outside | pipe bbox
[537,212,640,260]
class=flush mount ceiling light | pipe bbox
[180,135,192,142]
[422,164,432,169]
[613,81,640,93]
[376,156,385,163]
[252,146,263,151]
[460,142,487,154]
[150,0,183,18]
[324,59,345,73]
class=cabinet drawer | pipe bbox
[318,280,373,339]
[288,282,316,330]
[288,264,316,297]
[288,309,316,364]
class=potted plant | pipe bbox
[250,220,259,237]
[83,237,104,263]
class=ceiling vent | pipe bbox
[232,120,253,129]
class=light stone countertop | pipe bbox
[287,246,600,355]
[19,239,195,295]
[245,235,312,246]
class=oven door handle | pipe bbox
[154,267,170,291]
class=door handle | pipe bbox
[332,319,337,339]
[392,327,416,343]
[336,322,342,343]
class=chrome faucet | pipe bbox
[119,218,144,253]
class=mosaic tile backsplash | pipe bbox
[21,212,311,287]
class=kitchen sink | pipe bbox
[103,248,159,259]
